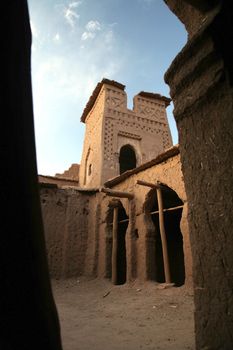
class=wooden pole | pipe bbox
[100,187,134,199]
[109,217,129,225]
[156,186,171,284]
[136,179,160,189]
[112,206,119,285]
[150,205,183,215]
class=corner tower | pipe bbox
[79,78,172,188]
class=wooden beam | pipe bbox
[136,179,161,189]
[112,206,118,285]
[100,187,134,199]
[109,217,129,225]
[156,185,171,284]
[150,205,183,215]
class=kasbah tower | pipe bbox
[79,78,172,188]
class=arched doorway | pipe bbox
[119,145,137,174]
[145,184,185,286]
[105,201,128,284]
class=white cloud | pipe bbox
[64,8,79,27]
[64,2,82,28]
[69,1,82,8]
[81,31,96,41]
[86,20,101,32]
[81,20,101,41]
[53,33,60,42]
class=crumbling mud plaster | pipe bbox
[40,185,94,278]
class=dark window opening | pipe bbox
[84,148,91,185]
[88,164,92,176]
[119,145,137,174]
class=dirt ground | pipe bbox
[52,277,195,350]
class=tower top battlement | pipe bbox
[80,78,171,123]
[81,78,125,123]
[79,78,172,187]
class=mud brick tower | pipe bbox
[79,78,172,188]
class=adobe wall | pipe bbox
[79,87,106,187]
[39,152,192,287]
[38,175,79,187]
[102,87,172,182]
[164,1,233,348]
[95,151,193,287]
[40,185,94,278]
[55,163,80,181]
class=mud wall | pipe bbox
[164,1,233,348]
[40,185,93,278]
[97,152,193,286]
[39,153,192,287]
[38,175,79,187]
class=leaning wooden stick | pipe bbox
[156,185,171,284]
[112,206,119,285]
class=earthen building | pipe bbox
[3,1,233,349]
[39,79,192,288]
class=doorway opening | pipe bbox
[119,145,137,174]
[106,201,128,284]
[117,202,128,284]
[145,184,185,286]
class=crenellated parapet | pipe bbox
[105,84,127,111]
[79,78,173,188]
[133,92,171,123]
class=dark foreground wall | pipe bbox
[0,2,62,349]
[164,1,233,349]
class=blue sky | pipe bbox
[28,0,187,176]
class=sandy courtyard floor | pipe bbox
[52,278,195,350]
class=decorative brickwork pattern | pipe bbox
[79,80,172,187]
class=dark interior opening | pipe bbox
[105,206,114,279]
[119,145,137,174]
[116,203,128,284]
[106,201,128,284]
[147,185,185,286]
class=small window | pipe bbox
[119,145,137,174]
[88,164,92,176]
